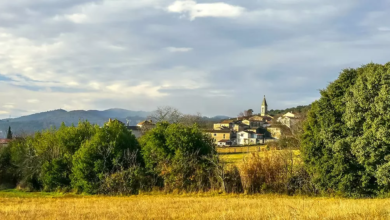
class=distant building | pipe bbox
[267,126,283,139]
[261,95,268,116]
[0,139,11,148]
[213,122,232,130]
[217,139,233,147]
[204,130,233,145]
[236,131,264,145]
[137,120,155,128]
[277,112,300,128]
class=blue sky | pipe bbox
[0,0,390,118]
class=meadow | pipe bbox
[0,191,390,219]
[218,146,300,164]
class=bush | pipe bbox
[286,166,318,196]
[98,167,147,195]
[41,157,72,191]
[140,122,218,192]
[0,145,17,187]
[71,120,142,194]
[240,152,291,194]
[223,165,243,193]
[302,62,390,197]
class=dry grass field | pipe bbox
[217,145,266,154]
[219,149,301,164]
[1,192,390,219]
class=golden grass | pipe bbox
[220,150,301,165]
[1,194,390,219]
[217,145,266,154]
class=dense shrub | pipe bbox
[240,152,290,194]
[0,146,17,187]
[71,120,143,194]
[140,122,218,192]
[302,62,390,197]
[223,165,243,193]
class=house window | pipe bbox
[223,134,226,138]
[214,134,217,136]
[241,134,243,137]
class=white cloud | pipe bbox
[3,104,14,109]
[0,111,9,115]
[27,99,40,103]
[65,13,88,23]
[167,0,245,20]
[166,47,193,52]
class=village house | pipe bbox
[0,139,11,149]
[277,112,300,128]
[204,130,233,145]
[106,118,154,138]
[217,139,233,147]
[236,131,264,145]
[127,120,155,138]
[267,126,283,139]
[213,121,232,130]
[137,120,155,128]
[232,121,250,132]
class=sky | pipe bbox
[0,0,390,118]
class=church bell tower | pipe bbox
[261,95,268,116]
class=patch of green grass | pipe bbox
[0,189,80,198]
[220,153,248,164]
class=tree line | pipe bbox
[1,62,390,197]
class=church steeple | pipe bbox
[261,95,268,116]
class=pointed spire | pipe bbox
[262,95,268,106]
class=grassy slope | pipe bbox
[0,192,389,219]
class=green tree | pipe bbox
[71,120,142,194]
[6,126,12,139]
[139,122,218,192]
[302,62,390,197]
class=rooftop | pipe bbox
[0,139,11,144]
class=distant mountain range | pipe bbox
[0,108,150,137]
[0,109,230,137]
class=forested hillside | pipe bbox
[0,109,149,137]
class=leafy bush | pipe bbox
[140,122,218,192]
[302,62,390,197]
[71,120,142,194]
[0,145,17,187]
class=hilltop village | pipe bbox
[122,96,301,147]
[203,96,301,146]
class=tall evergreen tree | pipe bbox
[302,62,390,197]
[6,126,12,139]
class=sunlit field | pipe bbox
[219,147,301,164]
[0,191,389,219]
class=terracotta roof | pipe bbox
[0,139,11,144]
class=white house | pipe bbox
[236,131,264,145]
[277,112,300,128]
[217,139,233,147]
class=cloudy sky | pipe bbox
[0,0,390,118]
